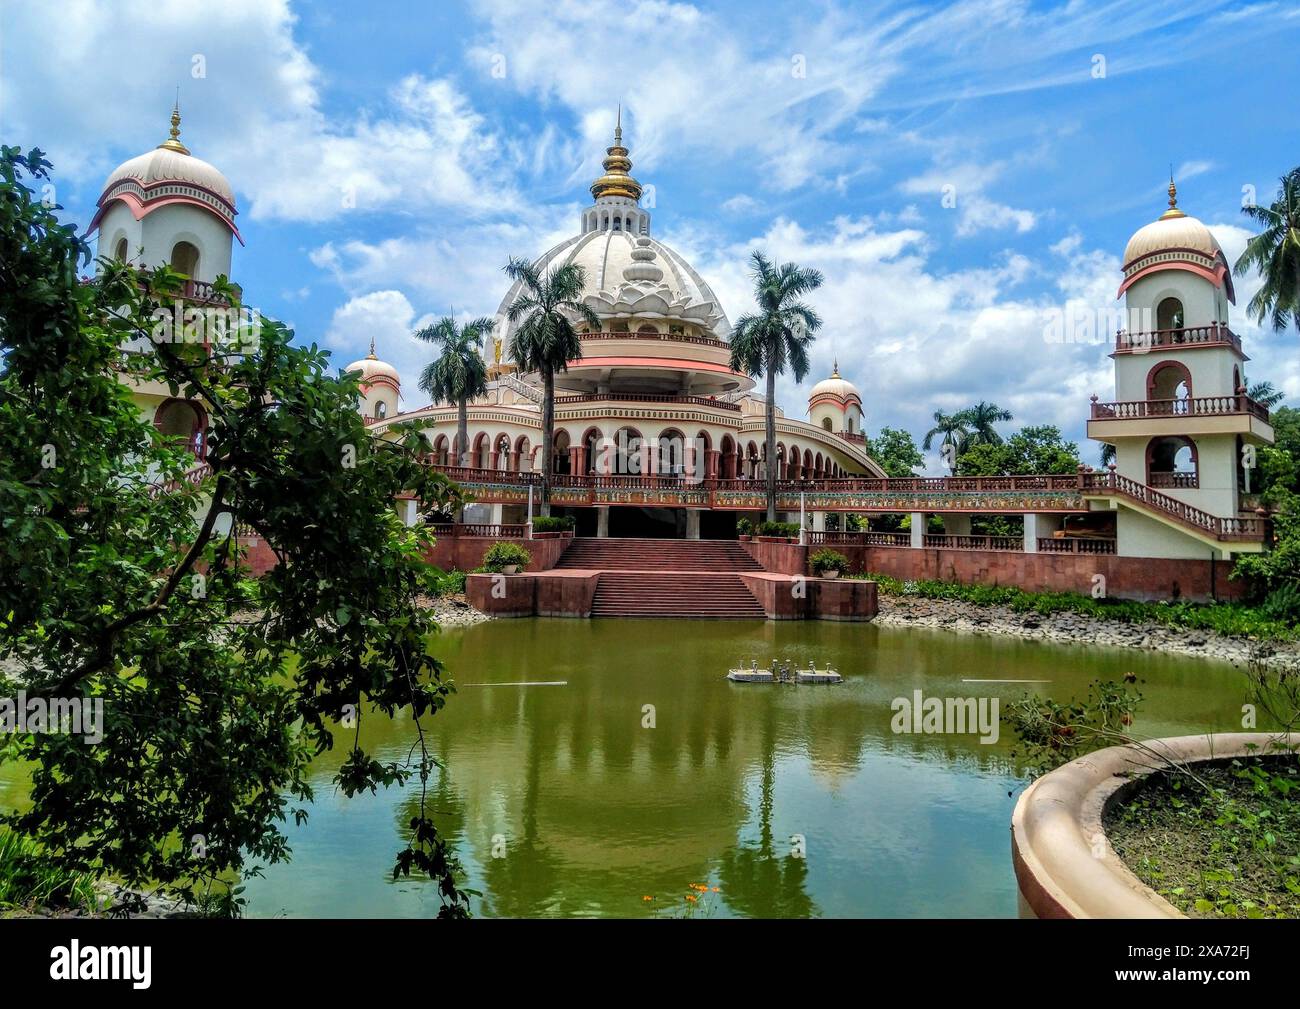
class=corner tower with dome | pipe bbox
[1085,180,1275,558]
[374,117,885,538]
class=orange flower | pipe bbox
[711,887,720,893]
[685,895,697,903]
[642,895,653,901]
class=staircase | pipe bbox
[556,538,766,618]
[556,537,763,572]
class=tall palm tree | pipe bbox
[1100,442,1116,467]
[922,411,969,474]
[416,316,494,469]
[957,401,1013,446]
[1235,167,1300,332]
[503,257,600,516]
[729,252,823,522]
[1248,380,1286,409]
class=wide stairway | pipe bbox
[555,538,766,619]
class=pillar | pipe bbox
[686,509,701,540]
[910,512,926,548]
[812,511,826,532]
[706,449,720,479]
[596,506,610,538]
[941,514,971,536]
[1024,513,1060,553]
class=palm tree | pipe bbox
[503,257,600,515]
[922,411,969,474]
[1100,442,1116,467]
[729,252,823,522]
[1235,167,1300,332]
[956,401,1013,446]
[416,316,494,469]
[1248,380,1286,409]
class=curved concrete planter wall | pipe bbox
[1011,731,1298,919]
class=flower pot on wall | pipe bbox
[502,564,520,575]
[823,569,840,579]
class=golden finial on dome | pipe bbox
[157,94,191,155]
[367,335,377,361]
[1159,170,1186,220]
[590,104,643,202]
[831,359,840,379]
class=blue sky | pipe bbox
[3,0,1298,471]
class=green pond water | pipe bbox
[0,619,1260,917]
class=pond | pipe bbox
[225,618,1254,918]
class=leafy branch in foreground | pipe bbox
[0,146,470,916]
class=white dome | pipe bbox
[496,230,731,339]
[103,146,235,207]
[809,369,861,405]
[345,354,400,384]
[1123,211,1221,267]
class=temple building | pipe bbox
[90,106,1276,580]
[360,117,883,538]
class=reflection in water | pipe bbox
[0,618,1261,918]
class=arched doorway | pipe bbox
[154,398,207,460]
[1147,436,1198,488]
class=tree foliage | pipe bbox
[957,424,1081,476]
[729,251,823,522]
[0,147,471,916]
[865,426,923,478]
[1234,167,1300,332]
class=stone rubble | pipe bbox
[875,594,1299,666]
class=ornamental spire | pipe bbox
[590,105,642,202]
[157,94,190,155]
[1159,170,1186,220]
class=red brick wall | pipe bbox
[745,540,1246,603]
[422,535,571,573]
[465,571,600,617]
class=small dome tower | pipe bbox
[808,361,863,435]
[346,338,401,422]
[90,102,241,284]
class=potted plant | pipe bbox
[810,548,850,579]
[737,517,753,541]
[482,541,532,575]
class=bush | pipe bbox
[736,518,753,536]
[0,829,98,914]
[428,568,467,597]
[481,541,532,573]
[758,520,800,538]
[531,515,574,533]
[810,548,850,575]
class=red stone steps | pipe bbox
[590,571,766,619]
[556,537,763,572]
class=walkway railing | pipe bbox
[1114,324,1241,353]
[578,330,729,349]
[1091,395,1269,422]
[427,522,527,538]
[554,392,741,411]
[1038,537,1117,555]
[1080,470,1267,541]
[923,533,1022,552]
[805,530,909,547]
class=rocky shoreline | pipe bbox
[875,594,1299,666]
[418,593,492,628]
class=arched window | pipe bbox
[657,430,686,476]
[374,401,387,420]
[1146,361,1192,413]
[822,417,833,431]
[433,434,450,466]
[154,398,206,460]
[553,430,571,475]
[115,237,129,262]
[1156,297,1184,331]
[516,435,532,472]
[612,218,622,231]
[495,434,512,470]
[170,241,199,278]
[473,432,491,470]
[1147,436,1198,489]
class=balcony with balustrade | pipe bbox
[1112,323,1242,355]
[1087,392,1273,440]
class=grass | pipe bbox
[1106,757,1300,918]
[0,828,99,916]
[855,572,1299,641]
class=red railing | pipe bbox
[923,534,1022,552]
[806,530,910,547]
[1081,470,1267,540]
[147,461,213,497]
[1114,324,1240,353]
[427,523,527,538]
[1091,395,1269,422]
[554,392,740,411]
[1038,537,1117,554]
[578,330,729,349]
[1149,471,1199,489]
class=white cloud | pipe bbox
[323,290,438,401]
